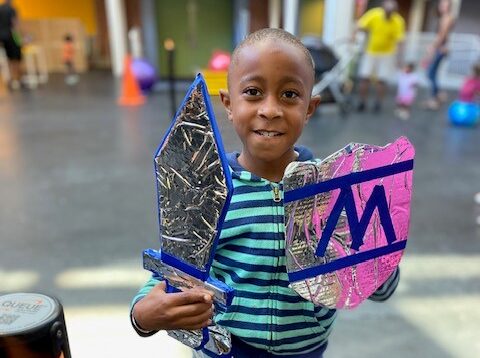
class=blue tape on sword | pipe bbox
[284,159,414,281]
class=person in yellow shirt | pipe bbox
[355,0,405,112]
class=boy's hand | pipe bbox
[133,281,214,331]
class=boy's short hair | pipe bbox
[229,28,315,85]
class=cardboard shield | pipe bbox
[284,137,414,309]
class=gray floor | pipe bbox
[1,72,479,357]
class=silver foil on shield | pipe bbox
[283,138,414,309]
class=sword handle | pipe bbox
[142,249,233,356]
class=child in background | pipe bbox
[458,62,480,103]
[62,33,78,85]
[130,28,401,358]
[395,63,418,120]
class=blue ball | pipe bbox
[448,101,480,127]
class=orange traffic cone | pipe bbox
[117,55,145,106]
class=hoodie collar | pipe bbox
[226,146,314,182]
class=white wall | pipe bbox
[322,0,355,46]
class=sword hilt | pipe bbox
[142,248,233,356]
[143,249,233,313]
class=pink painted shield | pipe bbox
[284,137,414,309]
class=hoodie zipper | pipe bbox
[270,182,283,351]
[272,185,281,203]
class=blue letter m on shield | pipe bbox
[315,185,397,257]
[285,159,413,282]
[283,159,413,278]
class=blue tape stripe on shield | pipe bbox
[284,159,414,204]
[288,240,407,281]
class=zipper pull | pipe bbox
[272,186,281,203]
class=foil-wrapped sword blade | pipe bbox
[143,74,234,356]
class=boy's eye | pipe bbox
[282,90,299,99]
[243,88,261,97]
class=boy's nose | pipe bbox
[258,96,282,120]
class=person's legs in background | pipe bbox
[64,60,79,86]
[373,80,387,112]
[3,35,22,90]
[357,53,376,112]
[395,98,413,120]
[425,51,446,109]
[8,59,21,87]
[373,54,395,113]
[357,78,370,112]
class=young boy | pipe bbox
[131,28,400,357]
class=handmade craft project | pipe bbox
[284,137,414,309]
[143,74,234,356]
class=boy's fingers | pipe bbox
[155,281,214,304]
[170,290,213,306]
[191,285,215,295]
[181,320,212,331]
[169,302,214,320]
[173,309,213,329]
[154,281,167,292]
[189,286,214,303]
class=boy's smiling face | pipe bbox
[220,39,320,181]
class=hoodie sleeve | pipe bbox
[368,267,400,302]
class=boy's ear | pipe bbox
[306,95,321,122]
[219,89,233,121]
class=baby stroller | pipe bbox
[302,36,362,117]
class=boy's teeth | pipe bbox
[257,131,280,137]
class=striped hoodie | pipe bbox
[131,146,400,355]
